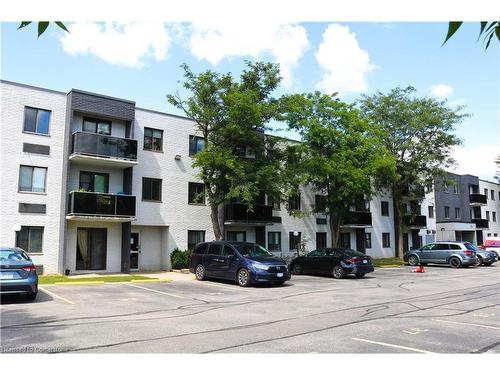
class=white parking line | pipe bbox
[196,281,252,292]
[124,283,185,299]
[352,337,435,353]
[432,318,500,330]
[39,287,75,305]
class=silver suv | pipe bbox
[404,242,478,268]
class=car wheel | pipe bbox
[449,257,461,268]
[274,281,285,286]
[477,256,483,266]
[237,268,251,287]
[26,292,37,301]
[332,265,345,279]
[195,264,206,281]
[408,255,419,266]
[355,273,365,278]
[292,263,303,275]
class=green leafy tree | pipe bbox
[443,21,500,50]
[18,21,68,37]
[359,86,468,258]
[280,91,396,248]
[167,62,284,240]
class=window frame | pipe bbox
[455,207,461,219]
[15,226,44,253]
[428,205,434,219]
[142,177,162,202]
[187,230,206,251]
[365,232,372,249]
[382,232,391,248]
[143,127,164,152]
[289,231,302,251]
[23,106,51,136]
[79,171,110,193]
[82,117,112,135]
[267,231,281,252]
[444,206,450,219]
[381,201,389,216]
[189,135,205,156]
[18,165,47,194]
[288,193,301,211]
[316,232,327,250]
[188,182,206,205]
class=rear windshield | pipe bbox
[338,249,366,257]
[464,243,479,251]
[0,250,30,261]
[235,244,273,258]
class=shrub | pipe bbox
[170,248,191,269]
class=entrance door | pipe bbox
[130,233,140,271]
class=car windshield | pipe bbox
[464,243,479,251]
[338,249,366,257]
[235,244,273,258]
[0,250,29,261]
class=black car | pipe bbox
[290,248,374,279]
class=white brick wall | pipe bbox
[480,180,500,238]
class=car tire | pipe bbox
[195,264,206,281]
[449,257,461,268]
[292,263,303,275]
[26,292,37,301]
[237,268,251,287]
[332,265,345,279]
[477,256,483,266]
[274,281,285,286]
[408,255,419,266]
[355,273,365,278]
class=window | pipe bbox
[340,233,351,248]
[455,207,461,219]
[444,206,450,219]
[453,182,459,194]
[208,243,222,255]
[486,211,490,221]
[16,226,43,253]
[23,107,50,135]
[316,218,327,225]
[443,181,448,192]
[365,233,372,249]
[484,188,488,198]
[188,182,205,204]
[288,193,301,211]
[491,190,495,200]
[82,117,111,135]
[227,231,246,242]
[498,191,500,201]
[308,249,324,257]
[142,178,162,202]
[79,171,109,193]
[268,232,281,251]
[144,127,163,151]
[222,245,235,257]
[19,165,47,193]
[450,244,461,250]
[382,233,391,248]
[187,230,205,250]
[76,228,107,270]
[316,232,327,249]
[189,135,205,156]
[493,212,497,223]
[495,233,498,237]
[437,244,450,250]
[268,196,281,210]
[315,195,326,212]
[381,201,389,216]
[428,206,434,219]
[289,232,301,251]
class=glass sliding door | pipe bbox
[76,228,107,270]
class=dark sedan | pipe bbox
[0,247,38,300]
[290,248,374,279]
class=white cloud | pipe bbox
[449,144,499,181]
[188,21,309,88]
[59,22,172,68]
[429,84,454,100]
[315,23,374,95]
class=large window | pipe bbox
[24,107,50,135]
[365,233,372,249]
[444,206,450,219]
[486,211,490,221]
[79,171,109,193]
[491,190,495,200]
[382,232,391,248]
[315,195,327,212]
[428,206,434,219]
[187,230,205,250]
[83,117,111,135]
[268,196,281,210]
[381,201,389,216]
[493,212,497,222]
[289,232,301,251]
[227,231,246,242]
[188,182,205,204]
[288,193,301,211]
[76,228,107,270]
[316,232,327,249]
[16,226,44,253]
[144,127,163,151]
[19,165,47,193]
[189,135,205,156]
[142,178,162,202]
[339,232,351,248]
[267,232,281,251]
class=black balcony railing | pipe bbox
[472,218,489,229]
[68,191,136,217]
[224,203,273,224]
[469,194,487,205]
[403,214,427,227]
[71,132,138,161]
[342,211,372,226]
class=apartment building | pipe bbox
[1,80,440,274]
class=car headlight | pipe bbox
[253,263,270,271]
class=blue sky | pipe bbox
[1,21,498,179]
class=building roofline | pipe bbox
[69,88,135,105]
[135,106,192,121]
[1,79,66,96]
[479,178,500,186]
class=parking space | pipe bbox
[1,265,499,353]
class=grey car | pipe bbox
[0,247,38,300]
[474,247,497,266]
[404,242,478,268]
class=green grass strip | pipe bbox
[39,275,158,285]
[373,257,405,268]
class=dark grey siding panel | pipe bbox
[69,91,135,121]
[434,172,478,223]
[18,203,47,214]
[23,143,50,155]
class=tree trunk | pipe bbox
[392,186,404,260]
[329,214,341,248]
[210,203,224,241]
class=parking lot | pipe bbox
[1,265,499,353]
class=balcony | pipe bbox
[70,132,138,168]
[469,193,487,206]
[403,214,427,228]
[472,218,489,229]
[224,203,274,225]
[341,211,372,228]
[67,191,136,222]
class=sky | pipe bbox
[1,20,499,180]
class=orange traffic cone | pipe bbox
[415,265,425,273]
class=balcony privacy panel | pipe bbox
[69,191,136,217]
[224,203,273,223]
[72,132,137,160]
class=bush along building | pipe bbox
[2,80,496,274]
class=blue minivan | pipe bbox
[189,241,290,287]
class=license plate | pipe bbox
[277,273,283,277]
[363,260,367,264]
[0,272,16,280]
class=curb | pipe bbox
[53,281,105,285]
[130,279,168,283]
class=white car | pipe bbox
[483,237,500,259]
